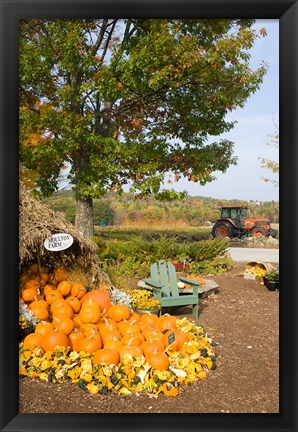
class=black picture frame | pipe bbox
[0,1,297,431]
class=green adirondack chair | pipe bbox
[142,260,200,319]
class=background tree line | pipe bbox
[43,189,279,226]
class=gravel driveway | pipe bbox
[228,247,279,263]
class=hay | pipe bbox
[19,182,114,291]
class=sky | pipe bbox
[168,20,279,202]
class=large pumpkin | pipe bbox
[80,290,111,313]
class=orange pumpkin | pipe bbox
[100,329,122,343]
[121,335,143,347]
[80,290,111,313]
[52,304,74,320]
[97,318,118,334]
[162,329,188,351]
[55,316,75,335]
[73,314,84,329]
[42,329,69,352]
[79,299,101,324]
[139,313,159,327]
[155,314,177,332]
[78,336,102,354]
[142,327,164,343]
[69,330,85,352]
[129,313,141,323]
[71,283,86,299]
[140,340,165,359]
[24,279,41,291]
[31,305,49,321]
[29,298,48,311]
[119,322,141,337]
[43,284,55,296]
[107,305,131,322]
[93,349,120,366]
[103,339,123,353]
[21,288,38,303]
[53,266,68,282]
[35,321,54,337]
[46,290,63,306]
[57,280,72,297]
[147,351,170,371]
[66,296,81,313]
[23,333,44,350]
[120,345,143,361]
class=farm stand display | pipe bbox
[19,184,217,398]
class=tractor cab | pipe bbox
[220,206,248,229]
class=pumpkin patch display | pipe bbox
[19,260,217,397]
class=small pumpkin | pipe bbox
[79,299,101,324]
[162,329,188,352]
[140,340,165,359]
[46,290,63,306]
[69,330,85,352]
[65,296,81,313]
[147,351,170,371]
[119,322,141,337]
[78,336,102,354]
[121,335,143,347]
[55,316,75,335]
[23,333,44,350]
[120,345,143,361]
[23,279,41,291]
[155,314,177,333]
[41,329,70,352]
[53,266,68,282]
[51,304,74,320]
[103,339,123,353]
[35,321,54,337]
[139,313,159,327]
[107,305,131,322]
[43,284,55,296]
[93,349,120,366]
[29,298,48,311]
[71,283,86,299]
[31,305,49,321]
[57,280,72,297]
[21,288,38,303]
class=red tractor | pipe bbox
[211,206,277,239]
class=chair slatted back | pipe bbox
[150,260,179,298]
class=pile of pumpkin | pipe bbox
[19,263,217,397]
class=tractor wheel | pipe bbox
[212,222,234,239]
[251,227,267,238]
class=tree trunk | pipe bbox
[75,197,94,238]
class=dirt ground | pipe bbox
[19,262,279,414]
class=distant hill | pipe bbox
[42,189,279,226]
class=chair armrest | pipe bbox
[178,277,200,286]
[142,279,162,289]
